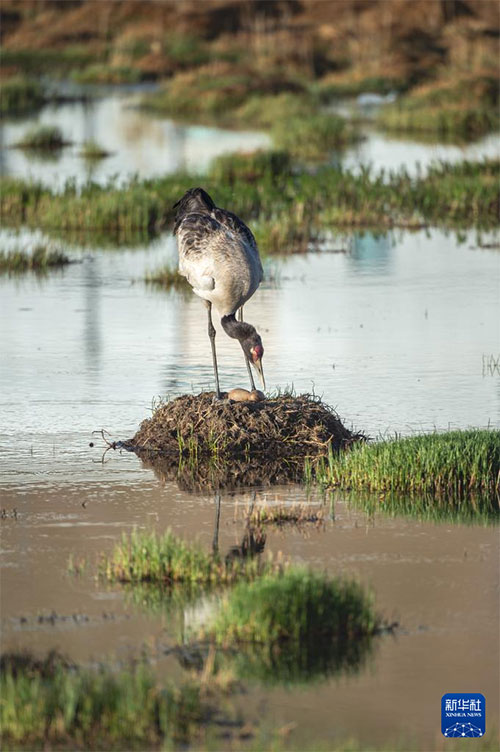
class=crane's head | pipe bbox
[242,333,265,390]
[173,188,215,234]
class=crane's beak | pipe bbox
[253,358,265,390]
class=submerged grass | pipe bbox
[316,430,500,499]
[99,528,272,586]
[0,245,71,274]
[0,651,207,749]
[246,504,324,527]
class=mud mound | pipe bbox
[125,392,362,459]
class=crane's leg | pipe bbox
[238,306,256,391]
[206,301,221,399]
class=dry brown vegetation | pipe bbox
[125,392,361,458]
[1,0,498,87]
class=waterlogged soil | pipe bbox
[1,478,498,750]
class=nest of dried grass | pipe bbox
[125,392,362,459]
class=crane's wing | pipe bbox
[211,207,258,254]
[177,213,230,293]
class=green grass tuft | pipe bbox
[206,569,378,646]
[99,528,272,586]
[14,125,69,150]
[0,651,205,748]
[79,141,112,160]
[320,430,500,498]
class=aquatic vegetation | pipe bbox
[99,528,272,586]
[0,651,206,748]
[0,47,95,76]
[14,125,69,150]
[79,141,112,160]
[204,568,378,655]
[0,245,71,274]
[378,74,499,141]
[144,263,190,291]
[317,430,500,499]
[272,112,360,160]
[2,158,497,240]
[0,75,44,114]
[71,63,141,85]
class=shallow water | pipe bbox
[1,92,499,750]
[1,90,498,189]
[0,91,271,188]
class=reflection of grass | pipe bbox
[15,125,69,150]
[316,430,500,499]
[0,246,70,274]
[99,528,272,586]
[206,569,378,646]
[0,651,206,749]
[246,503,324,527]
[214,633,374,687]
[330,489,499,526]
[0,76,44,114]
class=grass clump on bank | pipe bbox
[99,528,271,586]
[0,651,206,749]
[0,75,44,114]
[319,430,500,498]
[377,73,499,141]
[14,124,70,151]
[0,245,71,274]
[1,158,498,243]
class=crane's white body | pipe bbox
[177,210,263,316]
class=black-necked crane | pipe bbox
[173,187,265,399]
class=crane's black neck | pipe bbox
[221,314,256,343]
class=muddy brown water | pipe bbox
[1,91,499,749]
